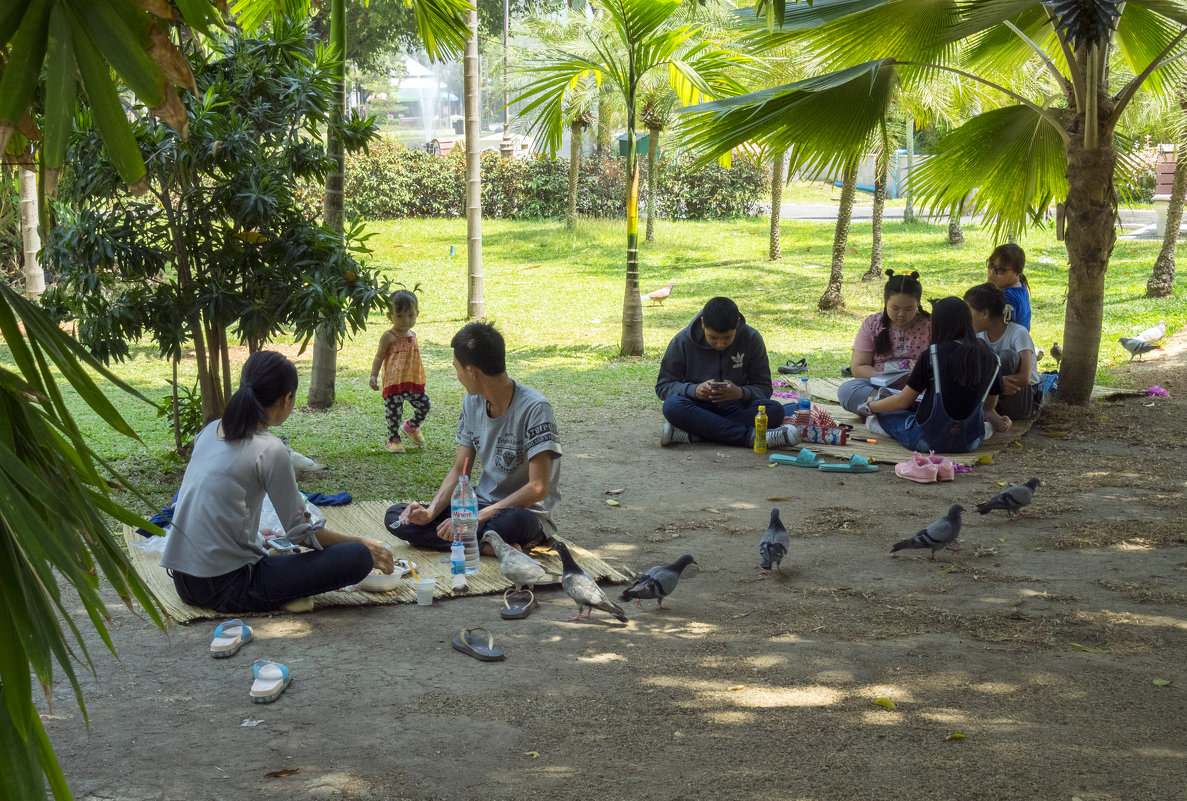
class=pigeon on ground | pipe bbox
[643,279,675,306]
[1119,336,1162,361]
[891,504,964,560]
[553,541,628,622]
[975,477,1041,520]
[619,554,696,610]
[482,530,560,591]
[759,508,790,571]
[1134,320,1166,343]
[1050,342,1062,365]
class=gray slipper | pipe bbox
[451,627,506,661]
[500,589,538,620]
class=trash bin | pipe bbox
[616,132,648,157]
[453,119,465,135]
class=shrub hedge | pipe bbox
[327,140,769,220]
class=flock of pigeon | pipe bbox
[480,477,1040,623]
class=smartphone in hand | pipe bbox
[710,379,729,389]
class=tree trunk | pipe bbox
[1058,137,1117,404]
[769,148,785,261]
[645,125,659,243]
[819,161,857,310]
[902,118,916,224]
[1148,146,1184,298]
[18,166,44,298]
[596,88,612,155]
[862,153,886,281]
[464,8,484,320]
[948,210,965,244]
[171,357,182,453]
[620,104,644,357]
[309,0,347,410]
[567,121,581,229]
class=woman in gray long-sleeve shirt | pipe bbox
[161,351,393,613]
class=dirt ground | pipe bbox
[42,334,1187,801]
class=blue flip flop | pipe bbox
[769,448,825,468]
[818,453,879,473]
[250,659,291,703]
[210,619,252,658]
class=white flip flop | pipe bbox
[250,659,291,703]
[210,619,252,658]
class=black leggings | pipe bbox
[171,543,373,613]
[384,504,546,551]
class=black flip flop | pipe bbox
[500,589,538,620]
[778,358,808,375]
[451,627,506,661]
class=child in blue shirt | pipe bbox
[986,243,1031,330]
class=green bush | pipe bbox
[334,142,767,220]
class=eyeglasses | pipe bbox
[987,263,1012,275]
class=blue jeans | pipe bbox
[874,409,985,454]
[171,543,374,613]
[662,394,786,447]
[384,504,546,551]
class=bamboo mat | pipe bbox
[125,500,631,625]
[779,377,1143,468]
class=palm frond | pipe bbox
[908,104,1068,239]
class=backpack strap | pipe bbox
[978,353,1002,405]
[929,344,942,395]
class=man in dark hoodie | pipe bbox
[656,297,797,449]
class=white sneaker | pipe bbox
[661,423,690,447]
[865,415,888,436]
[766,425,801,449]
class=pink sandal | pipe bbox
[895,452,938,483]
[927,450,955,482]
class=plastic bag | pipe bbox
[259,494,324,537]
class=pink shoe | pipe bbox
[927,450,955,482]
[895,451,939,483]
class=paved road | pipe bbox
[773,202,1158,227]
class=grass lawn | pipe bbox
[7,215,1184,510]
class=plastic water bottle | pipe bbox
[450,536,465,575]
[450,472,480,574]
[797,377,812,426]
[753,405,768,454]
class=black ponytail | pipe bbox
[873,269,927,357]
[222,351,299,441]
[929,296,997,389]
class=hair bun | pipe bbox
[884,269,896,278]
[909,270,920,279]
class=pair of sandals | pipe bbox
[770,449,878,472]
[778,358,808,375]
[210,620,291,703]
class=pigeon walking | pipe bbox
[759,508,790,572]
[891,504,964,560]
[482,530,560,591]
[975,477,1041,520]
[1134,320,1166,343]
[1119,336,1162,362]
[553,542,628,622]
[619,554,696,610]
[1050,341,1062,366]
[643,279,675,306]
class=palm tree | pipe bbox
[567,102,595,229]
[512,0,750,356]
[464,5,484,319]
[680,0,1187,404]
[769,148,787,260]
[1148,145,1185,297]
[637,76,679,243]
[821,157,858,309]
[863,150,887,281]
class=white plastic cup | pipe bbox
[413,578,436,606]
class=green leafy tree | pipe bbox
[513,0,750,356]
[43,19,388,429]
[682,0,1187,403]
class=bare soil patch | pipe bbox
[43,334,1187,801]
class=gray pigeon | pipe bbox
[759,508,790,571]
[619,554,696,610]
[482,530,560,591]
[1119,336,1161,361]
[975,477,1041,519]
[553,542,627,622]
[891,504,964,560]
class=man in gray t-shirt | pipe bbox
[386,322,562,552]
